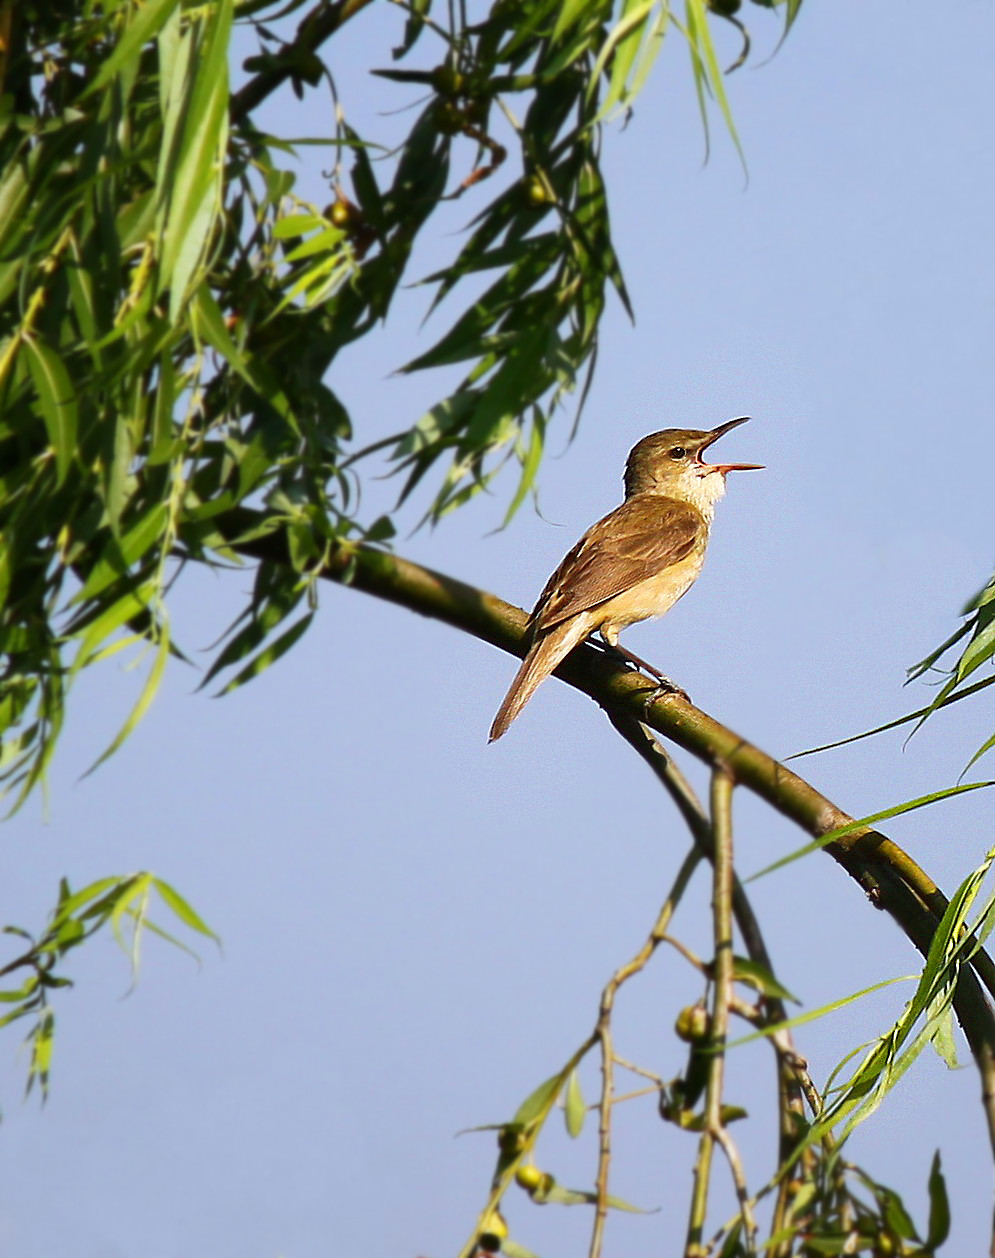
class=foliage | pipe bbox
[906,575,995,770]
[0,871,217,1106]
[0,0,792,807]
[11,3,980,1257]
[442,746,960,1258]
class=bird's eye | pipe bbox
[668,447,687,460]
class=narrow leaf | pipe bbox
[926,1151,950,1249]
[564,1069,585,1137]
[83,625,172,777]
[85,0,183,96]
[23,337,77,486]
[747,781,995,883]
[216,612,314,696]
[153,878,220,943]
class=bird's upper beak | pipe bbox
[697,416,764,475]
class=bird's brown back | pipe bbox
[531,494,706,633]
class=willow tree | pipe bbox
[2,2,992,1255]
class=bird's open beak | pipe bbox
[698,416,764,474]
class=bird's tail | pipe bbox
[488,618,591,742]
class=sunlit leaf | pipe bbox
[23,337,77,487]
[153,878,220,944]
[747,781,995,882]
[563,1068,585,1137]
[83,0,182,97]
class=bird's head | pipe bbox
[623,417,763,508]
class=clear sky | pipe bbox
[2,3,995,1256]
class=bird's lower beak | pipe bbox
[698,416,764,474]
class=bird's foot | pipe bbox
[639,676,691,709]
[591,639,690,702]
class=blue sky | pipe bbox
[2,3,995,1256]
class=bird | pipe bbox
[488,417,762,741]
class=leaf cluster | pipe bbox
[0,872,217,1106]
[0,0,796,801]
[905,576,995,770]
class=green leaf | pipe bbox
[23,337,78,487]
[392,0,432,59]
[52,876,131,925]
[805,845,995,1150]
[501,408,546,527]
[552,0,598,44]
[153,877,220,944]
[104,408,135,536]
[512,1069,569,1127]
[907,619,972,681]
[731,956,799,1003]
[962,728,995,777]
[926,1151,950,1249]
[65,235,100,357]
[788,673,995,760]
[563,1068,585,1137]
[590,0,657,118]
[83,624,172,778]
[685,0,745,167]
[282,226,347,263]
[216,612,315,696]
[192,285,298,428]
[74,503,169,603]
[928,1000,958,1069]
[149,348,178,464]
[571,157,632,322]
[729,974,914,1050]
[25,1007,55,1100]
[155,0,232,316]
[84,0,183,97]
[403,235,562,373]
[364,515,396,543]
[875,1182,919,1243]
[952,602,995,684]
[747,781,995,882]
[347,124,386,234]
[273,214,326,239]
[200,568,304,690]
[68,581,156,676]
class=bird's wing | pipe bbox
[532,496,705,633]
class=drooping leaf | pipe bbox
[23,337,78,487]
[563,1068,585,1137]
[926,1151,951,1249]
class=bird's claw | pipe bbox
[640,677,691,710]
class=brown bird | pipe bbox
[488,417,762,741]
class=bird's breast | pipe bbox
[596,549,706,635]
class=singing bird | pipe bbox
[488,417,762,741]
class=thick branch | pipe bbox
[212,512,995,1135]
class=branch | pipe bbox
[590,843,701,1258]
[211,511,995,1143]
[607,715,806,1252]
[230,0,375,124]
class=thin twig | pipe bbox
[708,781,758,1246]
[611,1054,665,1086]
[588,844,701,1258]
[606,712,812,1250]
[713,1124,756,1240]
[661,933,708,974]
[687,769,750,1253]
